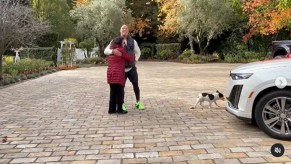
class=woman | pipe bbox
[107,37,135,114]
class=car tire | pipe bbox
[274,55,284,59]
[255,90,291,140]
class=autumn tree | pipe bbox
[74,0,90,6]
[243,0,291,42]
[70,0,132,57]
[0,1,50,80]
[126,0,160,42]
[158,0,236,54]
[156,0,179,35]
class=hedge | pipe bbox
[155,43,181,60]
[224,51,269,63]
[140,42,156,59]
[21,47,57,65]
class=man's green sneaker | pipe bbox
[135,101,145,110]
[122,103,127,111]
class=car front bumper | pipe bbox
[226,102,252,120]
[225,79,253,119]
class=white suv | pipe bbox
[226,56,291,140]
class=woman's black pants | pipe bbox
[109,84,123,113]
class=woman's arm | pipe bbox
[120,48,135,62]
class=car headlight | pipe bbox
[230,73,253,80]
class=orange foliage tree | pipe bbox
[74,0,90,6]
[243,0,291,42]
[155,0,180,35]
[128,17,151,37]
[125,0,159,39]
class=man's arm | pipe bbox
[134,40,141,61]
[104,43,112,56]
[104,40,121,56]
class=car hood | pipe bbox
[231,58,291,73]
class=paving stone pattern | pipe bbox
[1,62,291,163]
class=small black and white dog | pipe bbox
[191,90,225,109]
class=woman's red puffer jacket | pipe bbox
[107,46,135,86]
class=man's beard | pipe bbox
[121,33,128,38]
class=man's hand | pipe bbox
[112,49,121,56]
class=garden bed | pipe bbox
[58,64,79,70]
[0,67,59,88]
[0,57,62,88]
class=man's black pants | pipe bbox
[109,84,123,113]
[121,66,140,103]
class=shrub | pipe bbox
[20,74,27,80]
[140,43,156,59]
[4,67,18,77]
[178,49,193,60]
[141,48,152,59]
[7,60,56,76]
[31,74,37,78]
[18,58,52,73]
[84,57,97,64]
[21,47,57,64]
[156,49,173,60]
[10,78,16,84]
[76,57,106,65]
[178,49,209,63]
[3,79,11,85]
[224,51,267,63]
[155,43,181,59]
[3,56,14,64]
[27,74,34,79]
[188,54,208,63]
[216,36,248,60]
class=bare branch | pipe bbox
[0,0,51,79]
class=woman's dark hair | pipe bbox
[110,36,123,47]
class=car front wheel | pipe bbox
[255,90,291,140]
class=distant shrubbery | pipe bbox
[75,57,106,65]
[138,40,268,63]
[0,58,58,87]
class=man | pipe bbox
[104,24,145,111]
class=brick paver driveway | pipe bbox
[0,62,291,164]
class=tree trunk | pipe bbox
[0,53,2,81]
[199,44,204,55]
[196,37,204,55]
[87,49,91,58]
[195,35,204,55]
[189,37,194,55]
[83,51,87,58]
[0,46,4,81]
[96,38,104,58]
[203,39,211,54]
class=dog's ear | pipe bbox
[218,92,224,98]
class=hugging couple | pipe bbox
[104,24,145,114]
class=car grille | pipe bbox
[228,85,243,109]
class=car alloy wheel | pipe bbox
[255,90,291,140]
[262,97,291,135]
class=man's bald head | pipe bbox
[120,24,129,38]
